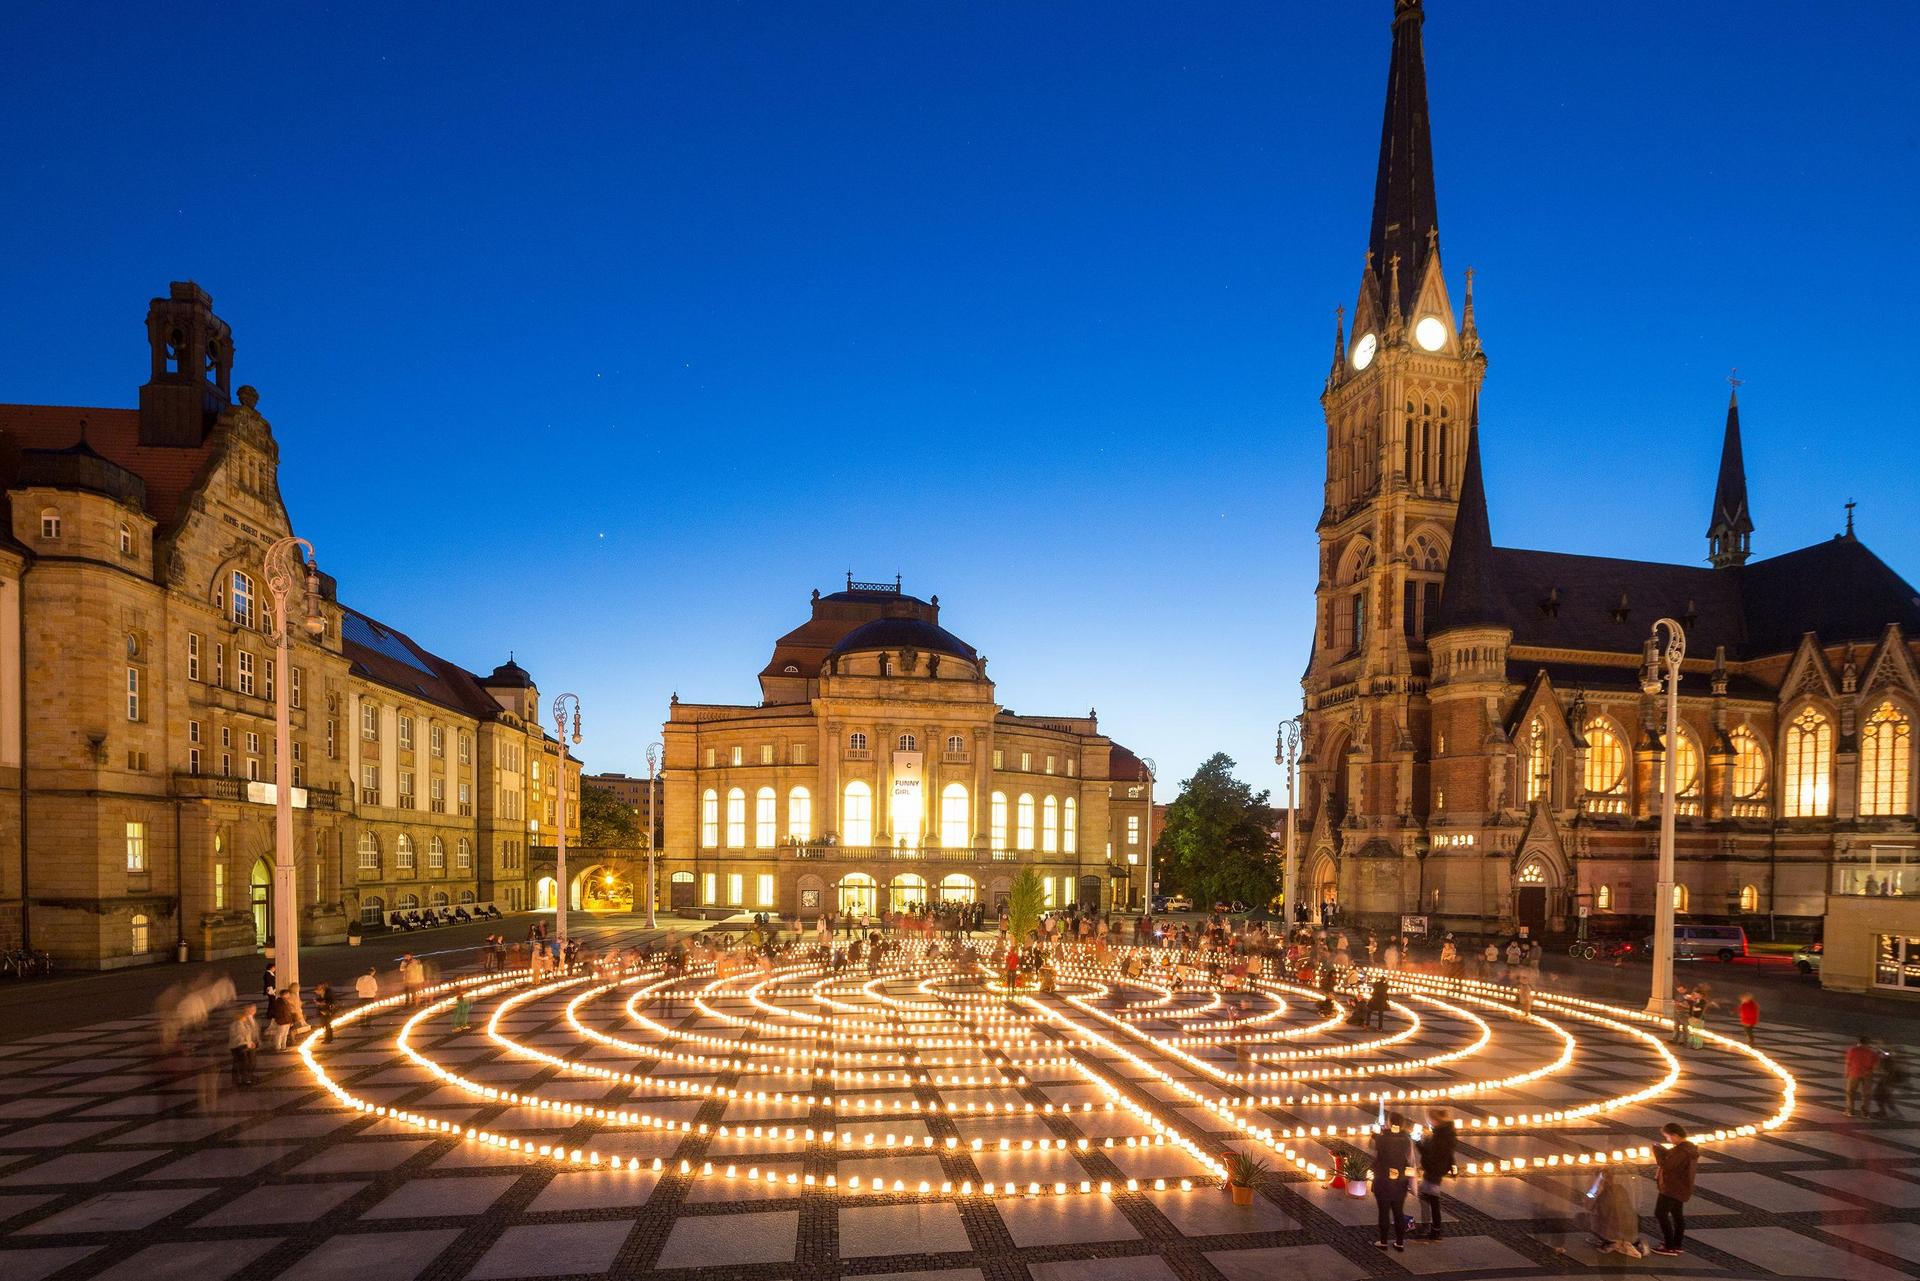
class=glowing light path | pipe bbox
[302,941,1795,1202]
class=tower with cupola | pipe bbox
[1299,0,1486,919]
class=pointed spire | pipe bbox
[1706,376,1753,568]
[1461,265,1478,345]
[1431,406,1503,632]
[1331,305,1347,375]
[1369,0,1440,318]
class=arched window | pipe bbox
[940,783,968,848]
[946,734,965,756]
[939,873,976,903]
[726,787,747,848]
[898,733,917,752]
[427,836,445,870]
[848,731,868,752]
[788,786,812,842]
[130,913,150,954]
[1668,728,1701,803]
[1517,861,1547,885]
[843,781,872,846]
[1526,719,1551,804]
[38,507,60,540]
[358,832,380,870]
[1783,707,1832,817]
[1730,725,1768,802]
[1583,719,1626,799]
[701,789,720,847]
[1063,798,1078,854]
[231,570,256,629]
[396,834,415,870]
[1041,796,1059,853]
[430,890,449,908]
[1738,883,1759,912]
[1016,794,1036,851]
[755,786,776,848]
[456,838,471,870]
[838,873,876,916]
[361,896,385,926]
[1595,883,1613,912]
[990,792,1008,851]
[119,523,132,555]
[1859,701,1912,817]
[398,891,420,912]
[889,872,927,910]
[459,889,476,903]
[1673,884,1689,913]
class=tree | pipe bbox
[1154,753,1279,909]
[1007,866,1046,946]
[578,784,639,847]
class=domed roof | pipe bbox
[827,616,977,662]
[483,656,533,688]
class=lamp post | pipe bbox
[1278,717,1301,925]
[645,741,663,929]
[1642,617,1687,1023]
[264,536,324,993]
[551,693,583,948]
[1140,757,1157,913]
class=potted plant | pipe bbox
[1344,1153,1371,1198]
[1225,1150,1268,1206]
[346,920,363,948]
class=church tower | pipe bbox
[1706,386,1753,568]
[1298,0,1486,918]
[138,281,234,448]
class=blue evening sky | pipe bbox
[4,2,1916,797]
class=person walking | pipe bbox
[1649,1122,1698,1256]
[1414,1108,1456,1241]
[1736,993,1759,1045]
[314,982,337,1044]
[1371,1113,1413,1252]
[1846,1035,1883,1116]
[267,986,303,1051]
[227,1005,260,1086]
[1670,984,1693,1045]
[1873,1049,1907,1120]
[355,966,380,1029]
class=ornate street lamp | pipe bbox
[646,741,663,929]
[552,693,583,947]
[264,536,324,992]
[1642,617,1687,1022]
[1140,757,1157,912]
[1277,717,1302,924]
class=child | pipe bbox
[451,992,473,1032]
[1736,993,1759,1045]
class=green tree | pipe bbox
[578,784,639,847]
[1007,865,1047,945]
[1153,753,1278,909]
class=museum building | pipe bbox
[659,579,1152,918]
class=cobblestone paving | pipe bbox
[1,949,1917,1281]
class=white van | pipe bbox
[1644,923,1749,962]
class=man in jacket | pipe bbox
[1414,1108,1457,1241]
[1649,1122,1699,1256]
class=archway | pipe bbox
[888,873,927,912]
[571,864,631,913]
[1515,856,1553,937]
[1305,851,1338,924]
[534,876,559,911]
[938,873,976,904]
[838,873,877,917]
[250,858,271,946]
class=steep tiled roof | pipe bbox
[339,608,503,720]
[0,404,216,530]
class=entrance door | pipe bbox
[669,873,695,911]
[250,859,272,946]
[1517,886,1548,937]
[1078,875,1102,909]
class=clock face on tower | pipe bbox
[1351,332,1378,370]
[1414,315,1447,351]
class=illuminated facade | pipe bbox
[1295,1,1920,936]
[660,579,1151,917]
[0,283,578,967]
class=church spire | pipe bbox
[1707,378,1754,568]
[1430,406,1501,632]
[1369,0,1440,318]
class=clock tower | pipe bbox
[1299,0,1486,921]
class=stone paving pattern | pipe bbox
[1,967,1918,1281]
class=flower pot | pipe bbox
[348,935,362,947]
[1230,1183,1255,1206]
[1346,1178,1370,1199]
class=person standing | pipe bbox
[1736,993,1759,1045]
[1873,1049,1907,1120]
[1371,1113,1413,1252]
[314,982,337,1045]
[1670,984,1693,1045]
[1414,1108,1456,1241]
[355,966,380,1028]
[1846,1034,1883,1117]
[228,1005,260,1086]
[261,961,277,1002]
[1649,1122,1698,1256]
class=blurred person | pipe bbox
[1649,1122,1698,1256]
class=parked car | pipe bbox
[1793,942,1823,976]
[1212,900,1251,914]
[1159,893,1194,912]
[1641,923,1749,962]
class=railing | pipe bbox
[784,844,1022,864]
[1581,794,1628,816]
[171,772,339,811]
[1730,799,1770,819]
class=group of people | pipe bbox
[1846,1033,1907,1118]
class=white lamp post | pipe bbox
[645,741,663,929]
[1642,617,1687,1022]
[1140,757,1157,913]
[264,536,324,993]
[551,693,583,947]
[1278,716,1301,925]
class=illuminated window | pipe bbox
[755,786,776,848]
[1041,796,1059,853]
[727,873,743,906]
[1016,794,1036,850]
[214,861,226,909]
[843,781,872,846]
[940,783,969,848]
[1783,707,1832,817]
[1738,883,1759,912]
[125,821,147,872]
[703,872,717,905]
[990,792,1008,851]
[1583,719,1625,797]
[1128,814,1140,846]
[788,787,812,841]
[756,873,775,908]
[131,913,149,954]
[126,666,141,720]
[1596,883,1612,911]
[39,508,59,539]
[1673,884,1689,912]
[726,787,747,848]
[1671,728,1701,797]
[1860,701,1912,817]
[1518,861,1546,885]
[1526,719,1550,804]
[760,743,774,764]
[730,745,743,767]
[1064,798,1078,854]
[1730,725,1767,800]
[701,790,719,847]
